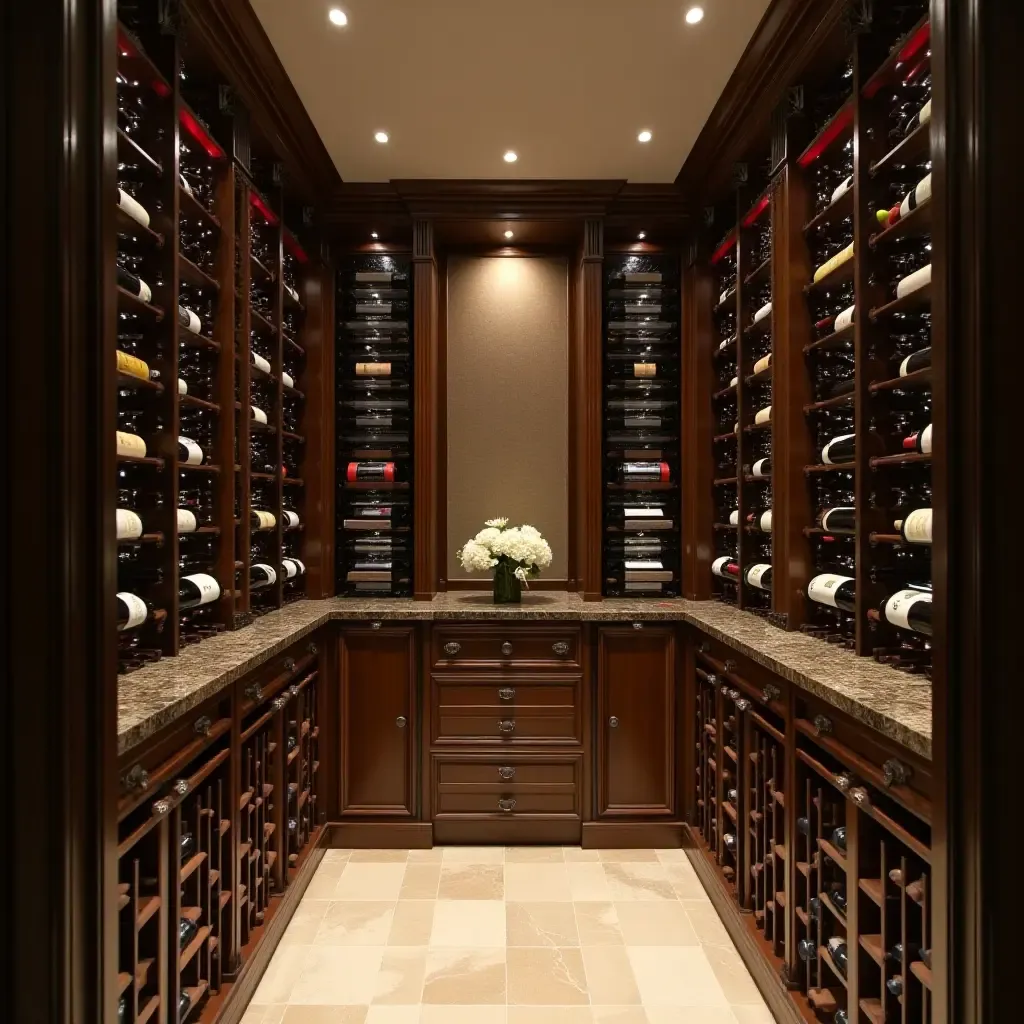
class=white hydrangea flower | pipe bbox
[474,526,502,547]
[484,517,509,529]
[458,539,497,572]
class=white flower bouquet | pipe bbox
[457,517,553,603]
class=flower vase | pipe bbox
[492,561,522,604]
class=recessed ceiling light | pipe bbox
[638,231,647,240]
[374,131,389,144]
[371,232,379,239]
[637,130,653,143]
[685,7,704,25]
[503,150,518,163]
[504,230,514,239]
[328,8,348,27]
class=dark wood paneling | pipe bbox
[579,222,604,599]
[338,627,417,817]
[581,822,686,848]
[596,626,677,817]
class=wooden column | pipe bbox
[413,219,439,600]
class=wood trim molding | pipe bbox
[579,221,604,600]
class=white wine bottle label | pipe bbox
[117,266,153,303]
[729,376,738,388]
[252,510,276,530]
[116,509,144,540]
[884,589,932,630]
[358,414,394,427]
[902,508,933,544]
[753,300,772,324]
[177,378,188,395]
[896,263,932,298]
[728,509,739,525]
[251,405,268,424]
[183,572,220,605]
[178,436,204,466]
[813,242,854,283]
[252,352,272,374]
[900,172,932,219]
[835,304,855,331]
[734,421,740,434]
[282,559,298,579]
[286,284,300,302]
[179,306,202,334]
[822,432,855,464]
[289,557,306,574]
[831,175,853,203]
[752,458,770,478]
[807,573,855,609]
[624,272,662,283]
[116,431,147,459]
[179,172,194,197]
[625,560,664,570]
[746,564,771,589]
[752,353,771,375]
[718,336,733,352]
[283,510,300,528]
[253,563,278,585]
[919,423,933,454]
[355,271,394,283]
[356,362,391,376]
[718,286,734,305]
[712,556,736,578]
[116,350,151,381]
[633,363,657,378]
[755,405,772,425]
[117,592,149,630]
[177,509,198,533]
[117,188,150,228]
[356,301,392,314]
[918,98,932,127]
[820,507,856,532]
[282,371,295,389]
[759,510,773,533]
[625,506,663,518]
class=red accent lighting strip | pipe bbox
[179,108,225,160]
[798,103,854,167]
[250,192,279,226]
[742,193,771,227]
[711,232,737,265]
[284,232,309,264]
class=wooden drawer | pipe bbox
[432,624,581,671]
[432,753,582,817]
[434,676,579,709]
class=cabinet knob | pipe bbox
[498,766,516,780]
[552,641,570,656]
[193,715,212,736]
[245,683,263,703]
[761,684,781,703]
[498,687,516,701]
[882,758,912,788]
[124,764,149,792]
[813,714,833,736]
[498,719,516,733]
[632,622,644,630]
[498,798,517,813]
[609,716,620,728]
[443,641,461,656]
[501,641,513,656]
[371,621,382,630]
[395,716,407,729]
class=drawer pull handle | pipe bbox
[632,622,644,630]
[498,719,516,733]
[498,766,516,779]
[609,716,620,728]
[813,714,833,736]
[443,641,461,656]
[761,684,781,703]
[396,716,407,729]
[371,621,382,630]
[501,642,513,656]
[498,687,516,701]
[552,641,570,656]
[882,758,912,788]
[498,798,517,813]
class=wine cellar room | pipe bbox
[3,1,1014,1024]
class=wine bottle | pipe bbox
[835,304,855,331]
[746,509,773,534]
[751,457,771,479]
[898,346,931,377]
[282,371,296,389]
[250,563,278,590]
[179,916,198,949]
[797,938,816,962]
[808,573,857,613]
[900,172,932,219]
[829,886,848,916]
[896,263,931,298]
[712,556,740,580]
[826,937,849,977]
[283,510,301,529]
[252,350,272,374]
[621,461,671,482]
[178,305,202,334]
[797,816,810,836]
[818,507,856,534]
[180,832,195,862]
[903,423,932,454]
[813,243,854,284]
[177,436,205,466]
[118,996,127,1024]
[116,592,151,632]
[250,509,277,531]
[751,353,771,376]
[116,266,153,303]
[178,987,193,1022]
[116,508,144,541]
[251,405,268,425]
[745,564,772,591]
[887,941,919,965]
[116,431,147,459]
[886,977,903,997]
[117,187,150,227]
[831,826,847,851]
[882,588,933,636]
[896,508,932,545]
[727,788,739,803]
[754,405,772,426]
[179,573,220,610]
[753,300,772,324]
[723,833,737,852]
[832,175,852,203]
[834,1012,849,1024]
[347,461,396,482]
[821,433,855,464]
[282,557,306,579]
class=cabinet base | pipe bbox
[328,821,435,848]
[433,816,581,845]
[582,821,686,848]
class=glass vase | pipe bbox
[492,561,522,604]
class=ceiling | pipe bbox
[250,0,772,183]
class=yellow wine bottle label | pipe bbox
[356,362,391,376]
[116,350,151,380]
[633,363,657,378]
[752,354,771,375]
[812,242,854,283]
[116,431,147,459]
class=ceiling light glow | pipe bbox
[504,230,514,239]
[374,131,389,144]
[371,232,379,239]
[637,130,653,143]
[685,6,704,25]
[638,231,647,240]
[328,8,348,27]
[503,150,518,163]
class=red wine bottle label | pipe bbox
[178,436,204,465]
[820,507,856,533]
[884,589,932,630]
[285,557,306,576]
[116,431,147,459]
[746,563,772,589]
[752,458,771,478]
[915,98,932,129]
[813,242,854,283]
[899,347,931,376]
[117,188,150,228]
[712,556,740,578]
[252,352,272,373]
[896,263,932,298]
[347,461,395,481]
[901,508,933,544]
[633,363,657,378]
[251,510,276,530]
[753,301,772,324]
[821,433,855,464]
[182,573,220,606]
[356,362,391,376]
[808,573,855,608]
[177,509,198,533]
[625,506,663,518]
[117,592,148,630]
[900,172,932,219]
[116,509,144,540]
[835,304,855,331]
[625,560,664,570]
[116,350,151,380]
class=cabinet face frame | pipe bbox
[337,625,418,817]
[595,625,678,818]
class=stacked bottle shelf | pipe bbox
[284,667,320,878]
[602,254,682,597]
[336,256,414,597]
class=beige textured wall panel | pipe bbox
[446,256,568,581]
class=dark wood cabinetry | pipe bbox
[338,626,417,817]
[596,625,678,819]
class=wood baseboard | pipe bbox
[329,821,434,848]
[581,820,685,848]
[684,826,805,1024]
[433,817,581,845]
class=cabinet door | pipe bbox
[339,626,417,817]
[597,626,677,818]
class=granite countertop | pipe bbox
[117,593,933,760]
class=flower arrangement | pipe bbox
[457,517,553,603]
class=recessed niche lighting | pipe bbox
[328,8,348,27]
[371,232,379,239]
[685,6,704,25]
[504,230,514,239]
[637,130,653,144]
[374,131,389,144]
[503,150,518,163]
[638,231,647,240]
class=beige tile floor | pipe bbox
[242,847,777,1024]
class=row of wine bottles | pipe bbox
[116,507,301,539]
